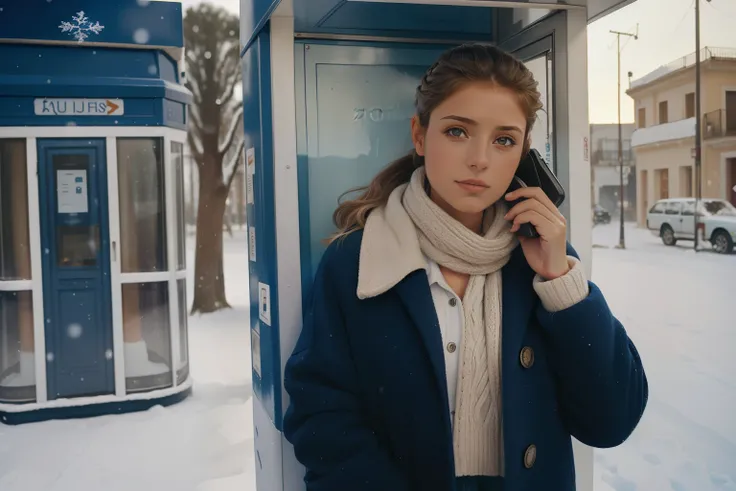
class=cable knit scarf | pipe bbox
[357,166,518,477]
[403,167,517,477]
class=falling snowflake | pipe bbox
[59,11,105,42]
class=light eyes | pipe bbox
[444,127,517,147]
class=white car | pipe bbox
[646,198,736,254]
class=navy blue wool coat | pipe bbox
[283,230,648,491]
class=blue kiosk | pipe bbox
[241,0,639,489]
[0,0,192,424]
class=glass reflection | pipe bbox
[122,281,172,393]
[117,138,168,273]
[0,139,31,280]
[0,291,35,403]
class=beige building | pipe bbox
[627,47,736,227]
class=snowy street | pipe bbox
[0,223,733,491]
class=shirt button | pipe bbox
[447,342,457,353]
[449,298,457,307]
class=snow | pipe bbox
[591,222,735,491]
[0,223,733,491]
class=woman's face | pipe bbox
[411,82,528,226]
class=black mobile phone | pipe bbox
[506,149,566,238]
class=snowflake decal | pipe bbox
[59,11,105,43]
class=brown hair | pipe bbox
[328,43,543,243]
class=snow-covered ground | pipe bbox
[591,222,735,491]
[0,222,733,491]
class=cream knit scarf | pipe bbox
[403,167,518,477]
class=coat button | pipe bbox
[447,342,457,353]
[524,444,537,469]
[449,297,457,307]
[520,346,535,368]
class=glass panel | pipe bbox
[122,281,172,393]
[0,139,31,280]
[56,225,99,267]
[171,142,186,271]
[177,279,189,384]
[524,53,554,171]
[117,138,167,273]
[0,291,36,403]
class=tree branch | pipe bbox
[224,138,246,190]
[218,104,244,156]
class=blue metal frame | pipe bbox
[0,386,192,425]
[243,23,285,429]
[37,138,114,400]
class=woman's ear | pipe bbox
[411,115,426,156]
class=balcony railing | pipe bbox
[703,109,736,140]
[592,149,634,163]
[630,47,736,89]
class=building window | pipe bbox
[726,91,736,134]
[685,93,695,119]
[659,101,669,124]
[656,169,669,199]
[680,166,693,197]
[638,108,646,128]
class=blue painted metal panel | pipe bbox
[38,138,115,400]
[241,0,493,53]
[0,0,182,48]
[0,386,192,425]
[0,45,191,128]
[300,2,493,39]
[296,41,446,299]
[242,25,283,429]
[240,0,281,52]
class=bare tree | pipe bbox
[184,4,244,314]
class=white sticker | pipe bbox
[582,136,589,163]
[251,329,262,378]
[258,282,271,326]
[249,226,256,262]
[246,147,255,205]
[57,169,89,214]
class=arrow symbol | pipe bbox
[106,100,120,115]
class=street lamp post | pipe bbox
[610,27,638,249]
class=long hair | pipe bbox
[328,43,543,244]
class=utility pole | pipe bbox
[694,0,711,251]
[610,26,638,249]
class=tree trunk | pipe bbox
[191,168,230,314]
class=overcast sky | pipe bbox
[172,0,736,124]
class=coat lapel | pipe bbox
[501,246,536,383]
[394,271,451,412]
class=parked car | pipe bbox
[646,198,736,254]
[592,204,611,225]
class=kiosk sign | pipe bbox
[34,98,124,116]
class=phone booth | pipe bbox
[240,1,638,490]
[0,0,192,424]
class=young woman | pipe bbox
[283,43,648,491]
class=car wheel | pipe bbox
[711,230,734,254]
[661,224,677,246]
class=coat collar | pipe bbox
[357,183,426,300]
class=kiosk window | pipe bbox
[0,139,32,280]
[53,154,97,267]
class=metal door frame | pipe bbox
[37,137,114,400]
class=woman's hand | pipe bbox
[504,187,569,280]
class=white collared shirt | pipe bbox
[424,257,464,418]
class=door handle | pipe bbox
[112,241,117,262]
